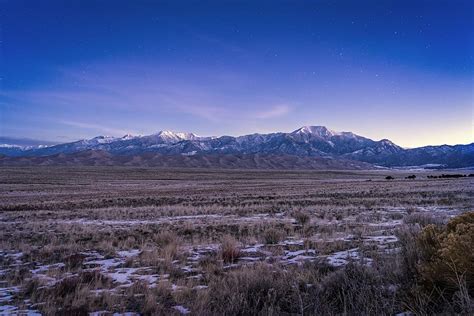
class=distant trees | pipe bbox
[428,174,469,179]
[384,173,471,181]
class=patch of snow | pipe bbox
[325,248,373,267]
[280,239,304,246]
[31,263,65,274]
[0,286,20,303]
[364,235,398,244]
[285,249,316,257]
[117,249,140,258]
[241,244,264,253]
[85,258,122,270]
[173,305,190,314]
[0,305,17,313]
[239,257,261,262]
[284,249,317,265]
[107,268,139,284]
[135,274,159,285]
[368,219,403,227]
[182,151,197,156]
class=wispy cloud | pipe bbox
[2,63,298,139]
[254,104,291,119]
[59,120,136,136]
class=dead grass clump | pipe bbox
[32,276,98,314]
[292,210,310,226]
[154,231,179,247]
[406,206,417,215]
[138,246,179,274]
[196,264,300,315]
[78,270,111,288]
[404,212,444,227]
[199,255,223,280]
[97,240,116,258]
[35,243,81,264]
[262,227,284,244]
[138,231,181,272]
[7,266,31,284]
[65,253,86,270]
[139,247,162,267]
[220,235,241,263]
[318,263,396,315]
[156,231,181,262]
[123,281,151,310]
[396,225,421,281]
[161,242,179,263]
[53,276,81,298]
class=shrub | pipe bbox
[399,212,474,314]
[417,212,474,296]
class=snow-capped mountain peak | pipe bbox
[121,134,136,140]
[156,130,199,141]
[89,135,118,144]
[292,126,339,138]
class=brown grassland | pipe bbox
[0,167,473,315]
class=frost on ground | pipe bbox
[0,204,464,313]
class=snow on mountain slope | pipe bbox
[1,126,472,168]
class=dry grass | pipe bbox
[0,167,472,314]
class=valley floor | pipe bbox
[0,167,473,315]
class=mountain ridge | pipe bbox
[0,150,376,170]
[1,126,472,169]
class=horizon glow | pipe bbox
[0,1,473,147]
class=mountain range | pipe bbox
[1,126,472,169]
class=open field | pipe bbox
[0,167,473,315]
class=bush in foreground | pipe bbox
[399,211,474,314]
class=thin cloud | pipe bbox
[59,120,135,136]
[3,64,296,138]
[254,105,291,119]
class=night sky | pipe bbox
[1,0,473,147]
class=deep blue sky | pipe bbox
[1,0,473,147]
